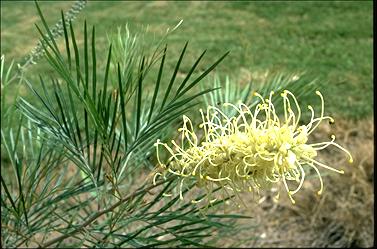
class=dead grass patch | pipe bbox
[221,117,374,248]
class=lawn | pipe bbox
[1,1,373,119]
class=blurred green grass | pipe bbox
[1,1,373,119]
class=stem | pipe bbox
[37,178,169,248]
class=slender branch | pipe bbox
[38,178,169,248]
[4,224,43,248]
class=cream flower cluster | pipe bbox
[154,90,353,205]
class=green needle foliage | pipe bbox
[201,72,317,121]
[2,2,258,247]
[1,1,325,247]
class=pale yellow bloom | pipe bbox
[154,90,353,206]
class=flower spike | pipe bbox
[154,90,353,206]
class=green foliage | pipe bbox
[20,0,87,70]
[201,72,317,121]
[1,2,255,247]
[2,1,361,247]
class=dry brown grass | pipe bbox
[219,118,374,248]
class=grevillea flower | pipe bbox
[153,90,353,206]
